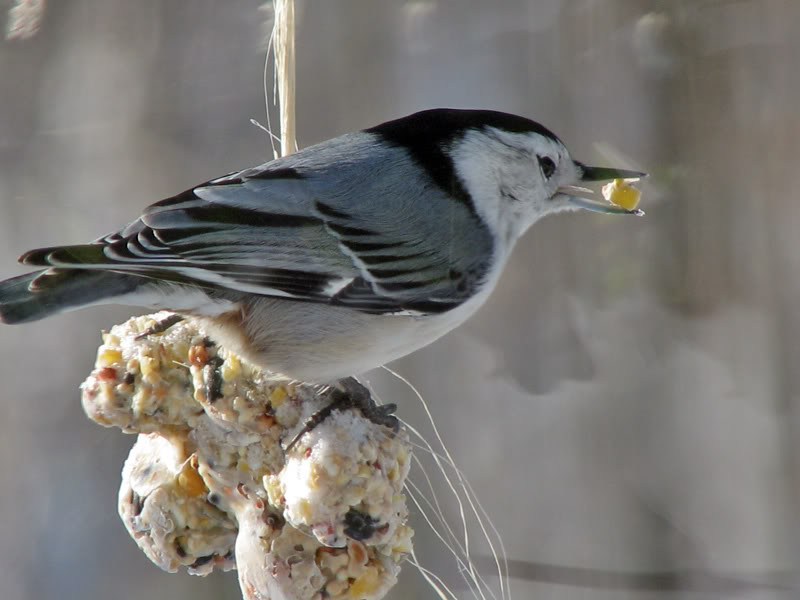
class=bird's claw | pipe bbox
[135,313,184,340]
[284,377,398,453]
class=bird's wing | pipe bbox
[20,141,494,316]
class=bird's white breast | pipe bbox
[192,256,507,383]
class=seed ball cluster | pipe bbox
[81,312,413,600]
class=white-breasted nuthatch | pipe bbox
[0,108,644,383]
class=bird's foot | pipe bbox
[284,377,398,452]
[337,377,400,432]
[135,313,184,340]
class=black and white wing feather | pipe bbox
[20,132,494,315]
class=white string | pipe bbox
[380,366,511,600]
[402,423,501,600]
[407,450,465,554]
[386,367,507,600]
[259,16,279,159]
[404,477,485,600]
[407,550,460,600]
[404,434,510,597]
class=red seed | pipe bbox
[97,367,117,381]
[188,344,209,367]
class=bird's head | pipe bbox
[373,108,644,248]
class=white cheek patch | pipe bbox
[448,131,506,236]
[448,129,563,246]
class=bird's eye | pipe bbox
[538,156,556,179]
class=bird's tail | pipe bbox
[0,268,143,324]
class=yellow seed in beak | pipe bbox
[602,178,642,211]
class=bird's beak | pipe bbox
[576,162,647,182]
[557,161,647,216]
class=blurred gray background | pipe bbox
[1,1,799,598]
